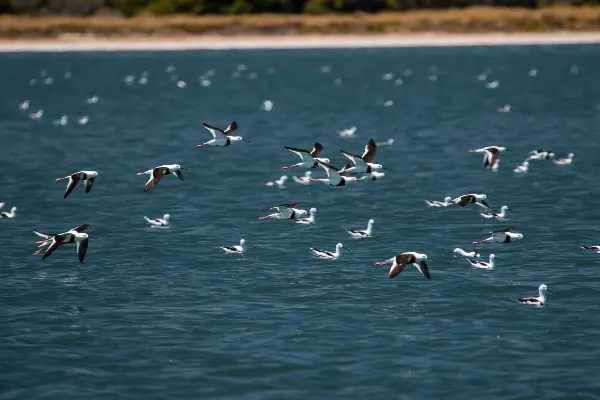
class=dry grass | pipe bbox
[1,7,600,37]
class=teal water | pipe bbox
[2,44,600,399]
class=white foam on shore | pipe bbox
[1,33,600,52]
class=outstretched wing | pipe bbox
[72,224,89,233]
[284,146,311,161]
[203,122,225,138]
[262,203,299,212]
[453,195,471,207]
[77,238,88,263]
[84,177,95,193]
[416,261,431,279]
[340,150,364,166]
[362,139,377,163]
[42,235,65,260]
[33,229,55,239]
[144,167,169,192]
[389,254,410,278]
[223,121,238,135]
[64,173,84,199]
[173,170,184,181]
[310,142,324,157]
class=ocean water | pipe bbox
[2,44,600,399]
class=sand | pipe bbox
[1,33,600,52]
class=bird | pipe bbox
[338,139,382,175]
[472,227,523,245]
[19,100,30,110]
[553,153,574,165]
[197,121,246,147]
[373,252,431,279]
[282,142,329,169]
[347,219,374,238]
[137,165,185,192]
[310,243,347,259]
[450,194,493,210]
[580,245,600,253]
[55,171,98,199]
[339,126,357,138]
[526,149,555,161]
[513,161,529,174]
[309,160,363,186]
[29,109,43,120]
[467,254,496,269]
[221,239,245,254]
[259,203,306,220]
[295,208,317,224]
[468,146,506,170]
[0,202,4,209]
[0,206,17,219]
[480,205,508,219]
[425,197,452,207]
[512,284,553,306]
[33,224,90,263]
[451,248,480,258]
[361,171,385,181]
[144,214,170,227]
[265,175,288,189]
[292,171,313,185]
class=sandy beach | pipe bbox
[1,32,600,52]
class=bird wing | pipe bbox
[72,224,89,233]
[496,227,516,233]
[284,146,311,161]
[340,150,364,166]
[202,122,225,138]
[362,139,377,163]
[310,142,324,157]
[416,261,431,279]
[77,238,88,263]
[453,195,470,207]
[144,167,169,192]
[389,254,412,279]
[84,177,95,193]
[262,203,299,212]
[33,229,55,239]
[64,173,84,199]
[223,121,238,135]
[173,170,184,181]
[42,235,65,260]
[512,297,538,303]
[338,164,354,177]
[316,159,339,177]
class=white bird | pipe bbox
[425,196,452,207]
[259,203,306,220]
[553,153,574,165]
[513,161,529,174]
[19,100,30,110]
[29,110,43,119]
[472,227,523,245]
[295,208,317,224]
[361,171,386,181]
[136,164,185,192]
[0,202,4,209]
[86,95,99,104]
[467,253,495,270]
[480,205,508,219]
[309,160,363,186]
[338,139,382,175]
[144,214,170,227]
[512,284,553,306]
[468,146,506,170]
[526,149,555,161]
[451,248,480,258]
[222,239,245,254]
[292,171,313,185]
[53,115,68,126]
[197,121,246,148]
[373,252,431,279]
[282,142,329,169]
[33,224,90,263]
[347,219,374,238]
[265,175,288,189]
[580,245,600,254]
[310,243,347,259]
[339,126,357,138]
[55,171,98,199]
[0,206,17,219]
[77,116,89,125]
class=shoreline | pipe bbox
[1,33,600,52]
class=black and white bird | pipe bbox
[55,171,98,199]
[480,205,508,219]
[468,146,506,170]
[222,239,245,254]
[295,207,317,224]
[512,284,553,306]
[197,121,246,147]
[282,142,330,169]
[526,149,555,161]
[553,153,574,165]
[137,164,185,192]
[0,206,17,219]
[310,243,348,259]
[33,223,90,263]
[338,139,383,175]
[309,160,363,186]
[144,214,170,227]
[472,227,523,245]
[451,248,480,258]
[451,194,493,210]
[347,219,374,238]
[466,254,496,270]
[374,252,431,279]
[581,245,600,254]
[259,203,307,220]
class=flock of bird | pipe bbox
[4,64,589,309]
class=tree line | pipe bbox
[1,0,599,17]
